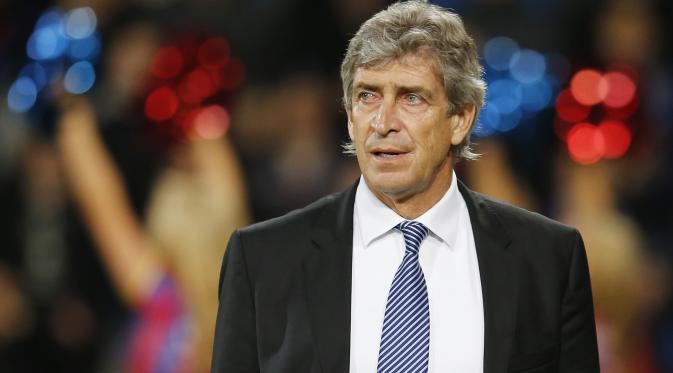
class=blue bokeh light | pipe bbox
[495,108,523,132]
[7,77,38,113]
[484,37,519,72]
[8,7,101,117]
[488,78,522,114]
[477,36,561,136]
[509,49,546,84]
[64,61,96,94]
[65,7,97,39]
[67,32,101,61]
[520,79,553,111]
[476,105,523,134]
[19,63,48,91]
[36,9,64,29]
[26,25,68,60]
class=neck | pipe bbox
[372,165,454,220]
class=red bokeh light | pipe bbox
[556,65,638,165]
[598,120,631,159]
[555,89,591,123]
[570,69,608,106]
[193,105,230,139]
[197,37,230,70]
[567,123,605,165]
[145,86,178,122]
[150,46,184,79]
[603,72,636,108]
[604,94,639,119]
[178,67,217,104]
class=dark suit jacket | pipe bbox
[212,180,599,373]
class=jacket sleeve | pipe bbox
[212,230,260,373]
[559,230,600,371]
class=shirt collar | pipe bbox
[355,171,462,249]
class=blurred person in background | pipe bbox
[212,1,598,372]
[57,96,249,372]
[51,7,250,373]
[556,160,654,372]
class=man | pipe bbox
[212,1,599,372]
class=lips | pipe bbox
[370,148,409,159]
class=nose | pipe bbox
[373,97,401,136]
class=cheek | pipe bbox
[415,122,453,158]
[351,111,375,140]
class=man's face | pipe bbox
[347,53,474,202]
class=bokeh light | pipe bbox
[484,37,519,71]
[570,69,608,106]
[7,77,38,113]
[19,63,48,91]
[64,61,96,94]
[150,46,184,79]
[64,7,97,39]
[142,35,244,140]
[197,37,230,70]
[35,8,63,29]
[478,36,559,136]
[567,123,605,165]
[496,109,523,132]
[178,67,216,104]
[604,95,639,119]
[555,89,591,123]
[603,71,636,108]
[598,120,631,159]
[67,32,101,61]
[13,6,102,106]
[145,86,179,122]
[488,78,522,114]
[555,66,638,163]
[509,49,546,84]
[520,79,552,111]
[193,105,230,139]
[27,25,69,61]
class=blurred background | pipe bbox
[0,0,671,372]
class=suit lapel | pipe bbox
[304,182,358,373]
[459,181,519,373]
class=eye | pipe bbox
[357,91,378,103]
[404,93,423,105]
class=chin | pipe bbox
[365,173,414,197]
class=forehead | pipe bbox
[353,53,444,90]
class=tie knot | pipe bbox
[395,221,429,255]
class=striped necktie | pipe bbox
[377,220,430,373]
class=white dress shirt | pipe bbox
[349,173,484,372]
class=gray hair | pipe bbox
[340,0,485,161]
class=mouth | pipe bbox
[371,149,409,159]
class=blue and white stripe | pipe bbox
[377,221,430,373]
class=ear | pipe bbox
[450,104,476,145]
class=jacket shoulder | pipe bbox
[475,191,577,238]
[239,190,344,238]
[229,189,350,281]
